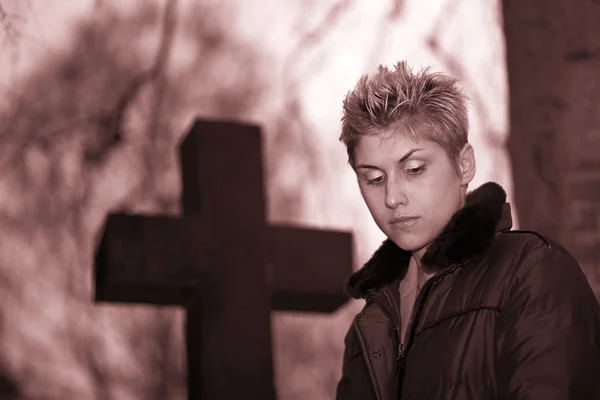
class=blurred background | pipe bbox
[0,0,597,399]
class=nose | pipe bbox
[385,178,408,209]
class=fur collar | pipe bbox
[345,182,512,299]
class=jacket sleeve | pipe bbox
[336,319,375,400]
[496,242,600,399]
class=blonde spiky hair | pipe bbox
[340,61,469,169]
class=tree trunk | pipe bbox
[503,0,600,296]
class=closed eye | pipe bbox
[366,175,385,185]
[405,165,425,175]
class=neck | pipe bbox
[409,253,430,291]
[411,246,434,275]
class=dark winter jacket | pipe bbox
[336,182,600,400]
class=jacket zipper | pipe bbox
[397,264,461,362]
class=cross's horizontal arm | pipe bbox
[95,214,352,312]
[268,225,352,312]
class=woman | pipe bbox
[335,61,600,399]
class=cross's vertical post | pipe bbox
[181,120,274,399]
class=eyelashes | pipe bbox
[364,165,426,186]
[365,176,384,186]
[405,165,425,176]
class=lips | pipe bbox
[389,216,419,229]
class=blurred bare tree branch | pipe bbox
[388,0,404,20]
[86,0,178,165]
[0,0,24,44]
[425,0,503,148]
[291,0,353,62]
[142,0,177,192]
[273,0,354,203]
[0,1,15,42]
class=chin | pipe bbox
[387,233,430,254]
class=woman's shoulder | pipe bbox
[490,229,594,297]
[492,229,575,262]
[480,229,585,290]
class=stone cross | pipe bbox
[93,119,353,399]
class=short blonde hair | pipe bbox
[340,61,469,169]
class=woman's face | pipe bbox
[354,131,475,259]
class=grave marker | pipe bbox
[94,119,353,399]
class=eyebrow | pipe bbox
[356,148,424,170]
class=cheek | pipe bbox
[359,186,376,209]
[433,179,464,218]
[412,173,461,217]
[359,186,386,217]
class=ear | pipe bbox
[458,143,476,185]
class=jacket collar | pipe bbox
[345,182,513,299]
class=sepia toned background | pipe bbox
[0,0,598,399]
